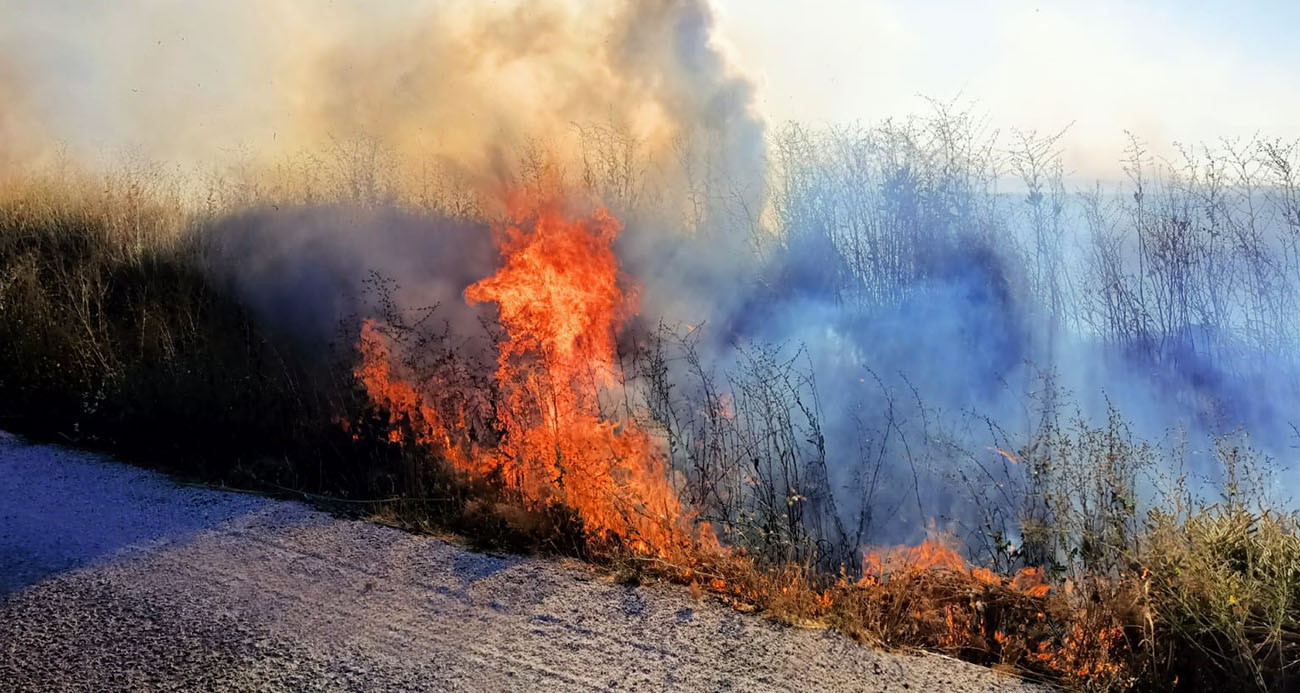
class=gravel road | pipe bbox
[0,433,1048,692]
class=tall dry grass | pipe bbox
[0,128,1296,691]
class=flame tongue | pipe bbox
[466,198,627,396]
[466,196,684,552]
[358,191,688,556]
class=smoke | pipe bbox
[0,0,762,196]
[306,0,764,192]
[180,0,765,355]
[0,55,48,174]
[3,0,1294,554]
[0,0,763,339]
[203,206,497,350]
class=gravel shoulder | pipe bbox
[0,433,1049,692]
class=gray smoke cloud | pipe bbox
[203,206,497,350]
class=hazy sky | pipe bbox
[714,0,1300,179]
[4,1,1296,182]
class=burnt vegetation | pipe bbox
[2,109,1299,691]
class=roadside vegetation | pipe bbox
[1,110,1297,691]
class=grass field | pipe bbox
[1,133,1297,691]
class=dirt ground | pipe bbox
[0,434,1048,692]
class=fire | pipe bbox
[350,190,1124,686]
[355,190,696,557]
[464,193,690,553]
[354,319,478,472]
[861,539,965,579]
[860,538,1052,598]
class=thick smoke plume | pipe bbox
[0,0,761,199]
[186,0,769,382]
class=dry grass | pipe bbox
[1143,506,1300,689]
[0,168,373,492]
[1,156,1297,692]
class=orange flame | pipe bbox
[351,200,1131,682]
[861,539,966,580]
[354,318,478,472]
[464,194,689,552]
[355,190,699,557]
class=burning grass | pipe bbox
[345,190,1298,690]
[353,193,703,559]
[1,171,1297,692]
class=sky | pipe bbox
[3,1,1297,182]
[713,0,1300,180]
